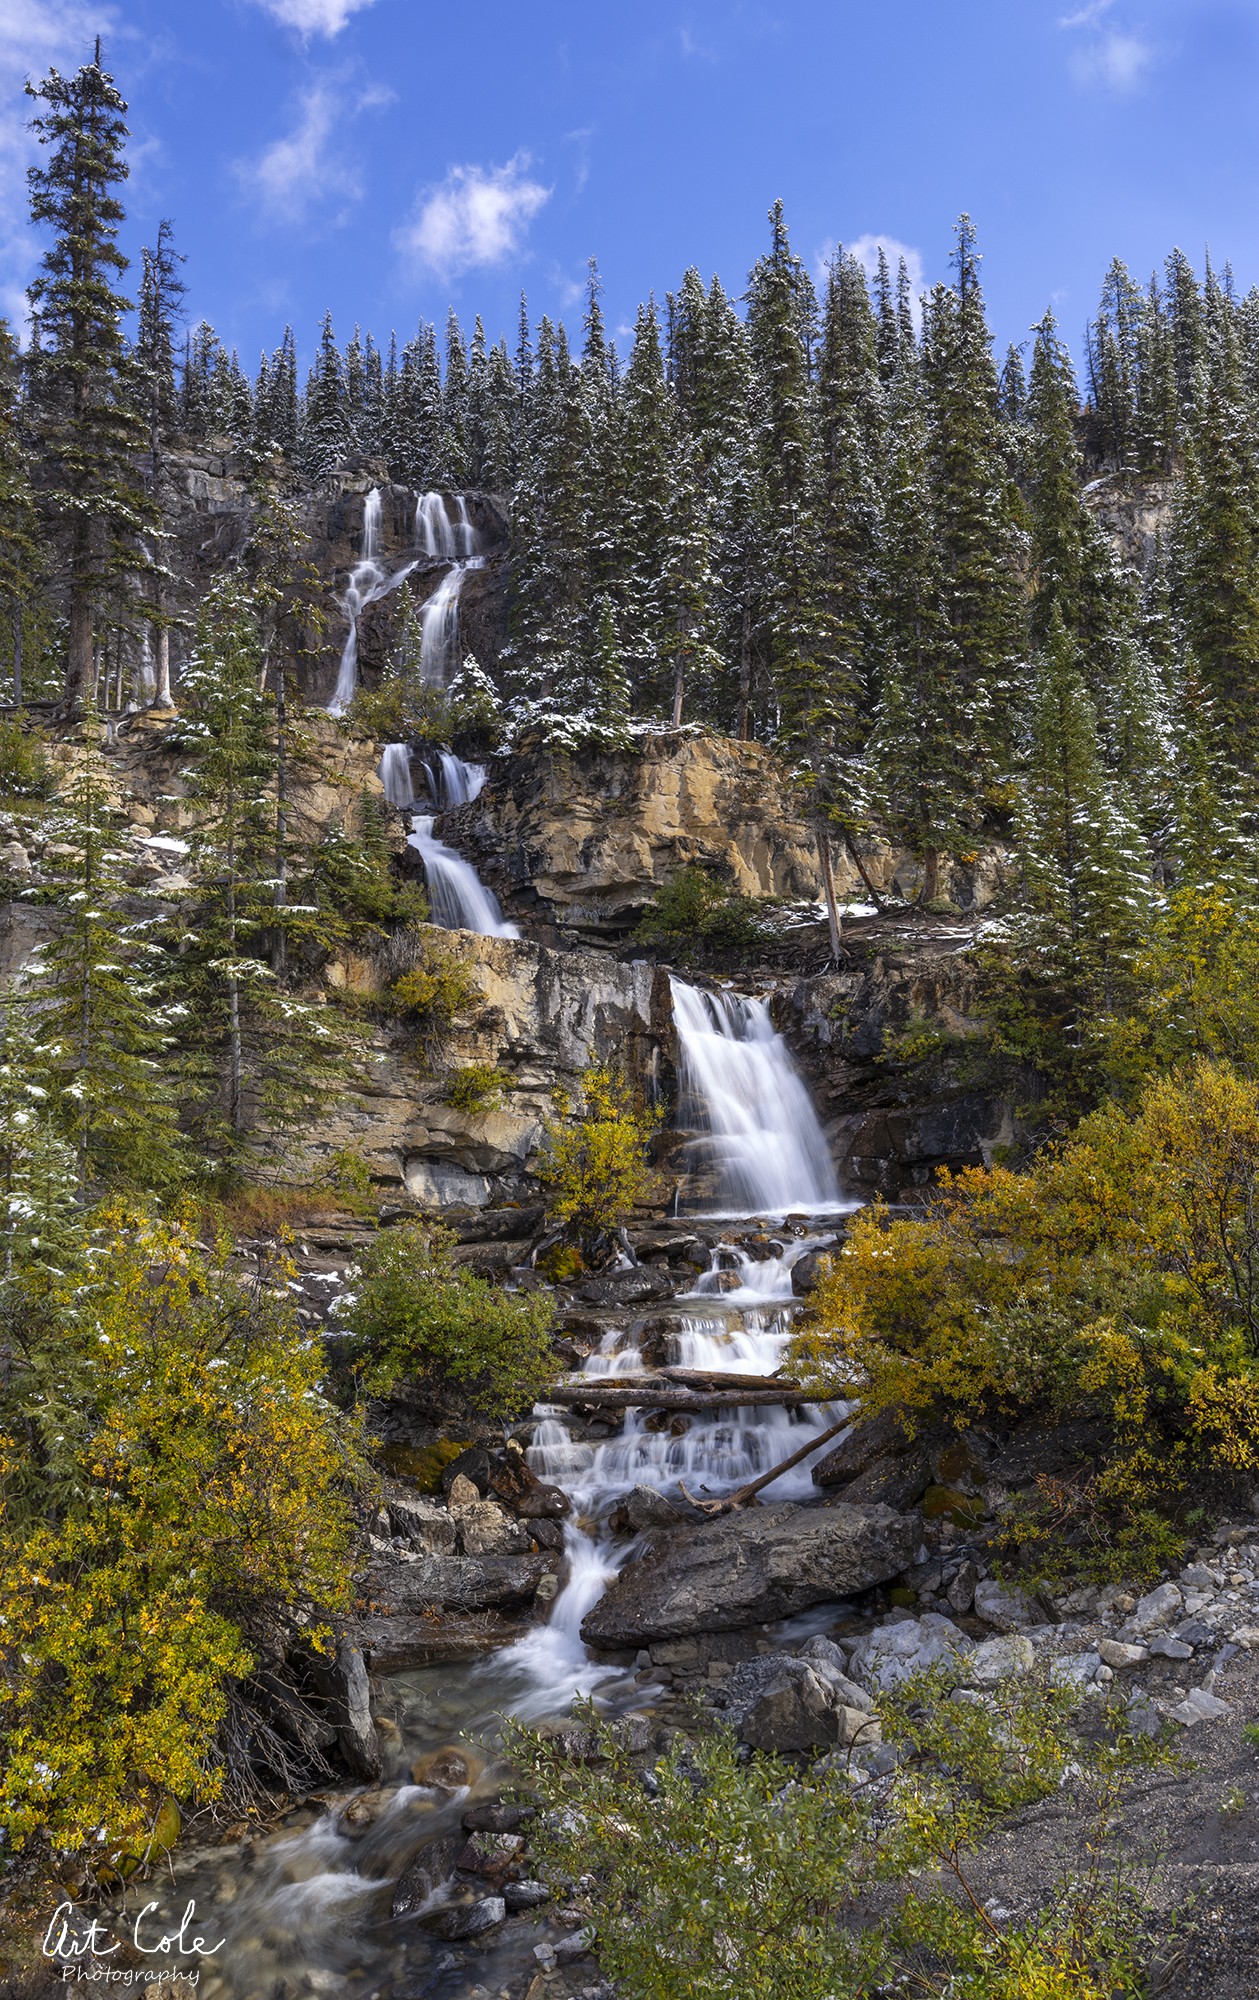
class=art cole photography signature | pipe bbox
[43,1900,225,1985]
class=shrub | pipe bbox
[507,1668,1170,2000]
[443,1063,507,1114]
[0,1208,360,1857]
[0,718,52,807]
[540,1065,660,1257]
[340,1221,558,1420]
[791,1056,1259,1578]
[390,932,480,1058]
[633,865,768,962]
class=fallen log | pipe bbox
[659,1366,803,1392]
[681,1414,852,1517]
[543,1380,835,1412]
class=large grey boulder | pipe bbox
[358,1547,557,1615]
[579,1502,918,1647]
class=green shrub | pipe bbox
[0,718,52,807]
[340,1220,558,1421]
[540,1065,660,1257]
[507,1668,1171,2000]
[390,933,480,1058]
[633,865,768,962]
[443,1063,507,1114]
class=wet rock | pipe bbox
[580,1501,919,1647]
[357,1547,557,1615]
[456,1500,535,1558]
[843,1452,932,1511]
[412,1746,481,1790]
[462,1801,535,1834]
[790,1249,829,1296]
[390,1831,465,1917]
[487,1441,571,1519]
[305,1633,381,1782]
[418,1894,507,1940]
[579,1268,676,1307]
[607,1484,704,1535]
[504,1879,550,1912]
[717,1655,881,1753]
[441,1446,498,1497]
[529,1517,568,1553]
[456,1831,524,1878]
[847,1612,971,1690]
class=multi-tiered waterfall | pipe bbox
[378,743,518,938]
[327,489,485,713]
[414,491,485,687]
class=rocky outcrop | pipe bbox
[304,928,669,1195]
[461,735,1012,936]
[579,1501,919,1647]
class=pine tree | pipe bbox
[134,220,184,707]
[24,44,152,709]
[0,324,40,702]
[920,217,1027,773]
[440,308,470,487]
[174,578,356,1167]
[300,310,349,477]
[0,998,79,1285]
[24,712,183,1189]
[617,299,673,705]
[1016,606,1151,1003]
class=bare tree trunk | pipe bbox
[816,821,842,964]
[11,603,20,707]
[920,846,940,906]
[67,588,94,711]
[671,641,685,730]
[842,833,884,911]
[154,620,172,706]
[271,660,288,978]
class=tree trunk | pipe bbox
[815,821,842,964]
[671,641,685,730]
[842,833,884,911]
[11,603,20,707]
[154,621,172,706]
[920,846,940,906]
[66,588,94,711]
[272,660,288,978]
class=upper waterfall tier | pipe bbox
[669,975,847,1217]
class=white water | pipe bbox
[378,744,519,938]
[414,491,484,686]
[670,975,849,1216]
[327,487,420,715]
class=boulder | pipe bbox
[580,1502,919,1647]
[608,1483,704,1535]
[388,1493,457,1555]
[846,1612,971,1690]
[717,1655,881,1754]
[810,1408,915,1488]
[418,1894,507,1940]
[1131,1581,1184,1634]
[972,1579,1037,1632]
[961,1634,1035,1688]
[456,1499,535,1557]
[357,1547,556,1616]
[391,1831,464,1918]
[305,1634,381,1781]
[487,1440,571,1520]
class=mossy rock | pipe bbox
[99,1797,181,1884]
[922,1483,987,1528]
[379,1439,470,1491]
[888,1585,917,1608]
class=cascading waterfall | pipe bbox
[327,487,419,715]
[669,974,848,1216]
[377,744,519,938]
[414,491,484,686]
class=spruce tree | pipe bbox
[0,324,40,701]
[0,999,79,1284]
[24,713,183,1189]
[25,44,152,710]
[300,311,349,477]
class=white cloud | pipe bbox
[820,233,927,328]
[1069,28,1154,90]
[0,0,119,331]
[247,0,377,37]
[395,155,552,279]
[241,76,389,226]
[1059,2,1155,94]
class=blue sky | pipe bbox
[2,0,1257,377]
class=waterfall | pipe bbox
[413,491,484,687]
[327,487,419,716]
[378,745,518,938]
[669,975,846,1217]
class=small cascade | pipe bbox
[669,975,847,1216]
[327,487,419,715]
[377,744,518,938]
[413,491,484,686]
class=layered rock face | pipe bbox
[308,931,671,1199]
